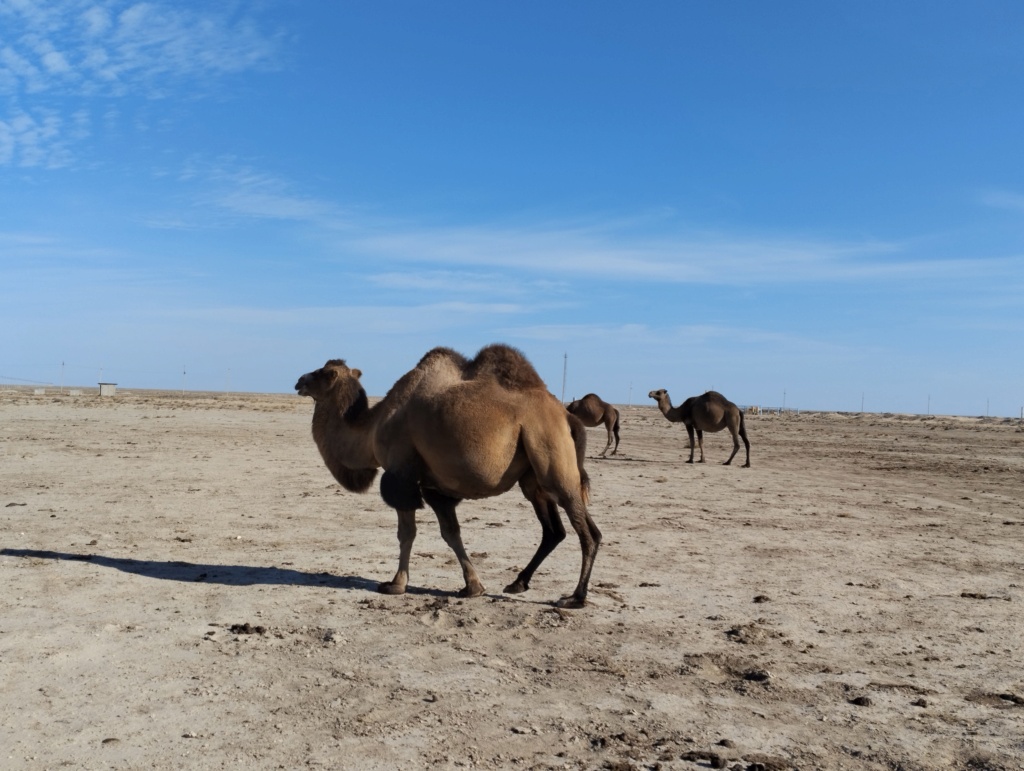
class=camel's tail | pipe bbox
[566,413,591,505]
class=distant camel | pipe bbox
[648,389,751,467]
[295,344,602,608]
[566,394,620,457]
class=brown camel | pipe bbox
[295,344,602,608]
[566,394,620,457]
[648,388,751,467]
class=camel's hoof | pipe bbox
[457,583,486,599]
[743,463,751,468]
[377,582,407,595]
[555,595,586,609]
[686,459,694,464]
[503,579,528,594]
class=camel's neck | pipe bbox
[311,390,379,475]
[655,396,675,418]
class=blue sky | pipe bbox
[2,1,1022,416]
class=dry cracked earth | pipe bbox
[2,388,1022,769]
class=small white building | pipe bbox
[98,382,117,397]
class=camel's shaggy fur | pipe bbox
[296,344,601,607]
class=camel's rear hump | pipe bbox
[464,343,546,391]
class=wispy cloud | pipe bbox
[1,1,281,96]
[166,301,530,344]
[366,270,570,298]
[1,1,281,166]
[346,220,1012,286]
[0,106,71,166]
[181,162,1020,288]
[504,321,846,353]
[979,189,1024,212]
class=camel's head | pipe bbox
[295,359,364,404]
[648,389,667,401]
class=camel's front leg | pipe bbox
[600,425,614,457]
[685,426,697,463]
[379,509,416,595]
[423,489,485,598]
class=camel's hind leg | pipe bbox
[422,489,486,598]
[739,415,751,467]
[724,415,750,467]
[505,483,566,594]
[556,493,601,609]
[599,420,614,458]
[723,425,740,465]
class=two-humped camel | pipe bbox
[566,394,620,457]
[295,344,602,608]
[648,389,751,467]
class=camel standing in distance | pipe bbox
[566,394,620,457]
[295,344,602,608]
[648,389,751,467]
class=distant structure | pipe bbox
[98,382,117,397]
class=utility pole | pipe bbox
[182,366,186,395]
[628,381,632,407]
[560,353,567,404]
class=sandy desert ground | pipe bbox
[1,386,1022,770]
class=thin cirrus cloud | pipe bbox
[1,2,280,94]
[0,1,280,166]
[979,189,1024,213]
[365,270,570,298]
[345,222,989,287]
[183,164,1014,290]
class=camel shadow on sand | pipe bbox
[0,547,448,597]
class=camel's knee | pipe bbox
[546,526,567,548]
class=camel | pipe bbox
[565,394,620,457]
[295,344,602,608]
[648,388,751,467]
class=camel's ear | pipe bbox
[351,369,362,379]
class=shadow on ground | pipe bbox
[0,547,447,596]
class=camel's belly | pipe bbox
[405,390,528,498]
[414,429,527,499]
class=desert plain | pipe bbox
[1,387,1022,770]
